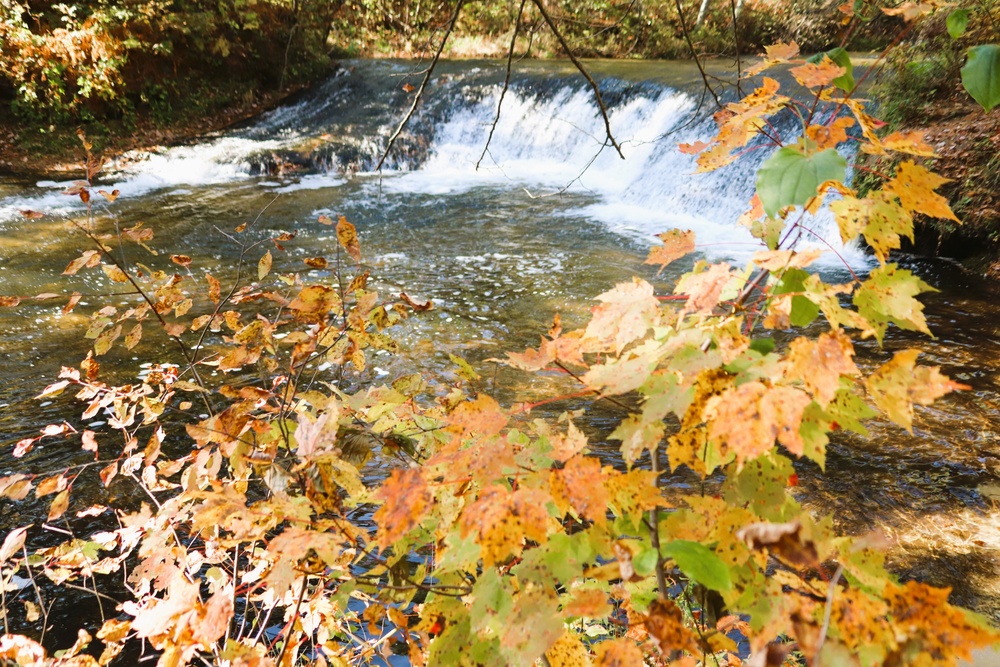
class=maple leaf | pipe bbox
[885,580,999,662]
[790,56,847,88]
[830,192,914,263]
[548,420,589,462]
[764,41,800,61]
[783,330,858,406]
[609,413,666,465]
[374,467,431,549]
[866,348,969,432]
[853,264,935,343]
[645,229,695,274]
[445,393,508,443]
[886,160,958,221]
[676,262,734,316]
[550,455,609,525]
[881,130,935,156]
[460,485,551,567]
[604,468,663,523]
[562,588,612,618]
[646,597,701,655]
[678,140,711,154]
[804,117,855,150]
[708,381,810,466]
[544,631,591,667]
[752,249,823,271]
[593,638,645,666]
[583,339,664,396]
[583,278,660,354]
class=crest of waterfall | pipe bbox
[0,60,866,266]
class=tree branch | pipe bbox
[476,0,528,170]
[530,0,625,159]
[375,0,465,172]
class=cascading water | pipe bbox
[0,59,863,267]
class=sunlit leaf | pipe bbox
[866,348,969,432]
[257,250,272,281]
[757,147,847,218]
[337,216,362,263]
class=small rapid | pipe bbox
[0,59,863,266]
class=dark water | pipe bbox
[2,60,1000,649]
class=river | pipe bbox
[1,59,999,642]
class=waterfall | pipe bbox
[0,60,866,266]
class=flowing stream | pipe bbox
[2,59,1000,639]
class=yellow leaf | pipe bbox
[257,250,272,280]
[866,348,969,432]
[48,488,70,521]
[337,216,362,263]
[886,160,958,221]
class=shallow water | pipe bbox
[2,59,1000,641]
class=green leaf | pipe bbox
[808,47,854,91]
[661,540,732,591]
[961,44,1000,112]
[947,9,969,38]
[757,147,847,218]
[632,547,660,577]
[748,338,775,355]
[853,263,936,344]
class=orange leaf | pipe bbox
[645,229,695,274]
[764,41,800,61]
[790,57,847,88]
[337,216,362,263]
[374,468,431,549]
[783,330,858,406]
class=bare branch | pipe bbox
[476,0,529,170]
[375,0,465,172]
[530,0,625,159]
[672,0,724,109]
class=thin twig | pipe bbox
[816,563,844,659]
[476,0,529,170]
[530,0,625,159]
[672,0,723,109]
[375,0,466,172]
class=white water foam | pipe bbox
[386,84,867,267]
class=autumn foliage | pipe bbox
[3,15,1000,667]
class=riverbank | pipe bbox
[0,82,312,179]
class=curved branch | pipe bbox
[476,0,529,170]
[530,0,625,159]
[375,0,465,172]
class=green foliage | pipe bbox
[961,43,1000,112]
[0,0,335,125]
[756,146,847,218]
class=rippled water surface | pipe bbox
[2,59,1000,637]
